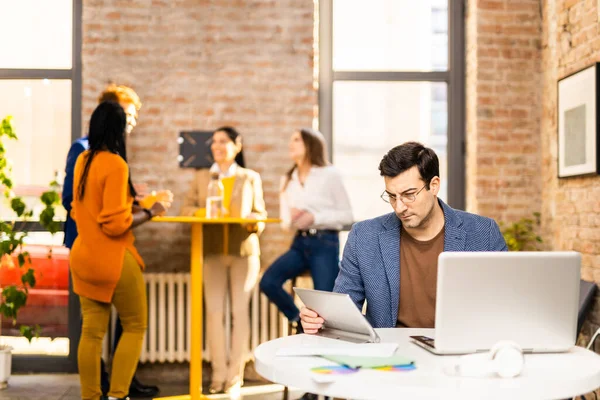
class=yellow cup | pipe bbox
[194,208,207,218]
[220,176,236,216]
[139,191,157,209]
[139,190,173,209]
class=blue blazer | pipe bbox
[333,199,508,328]
[62,137,89,249]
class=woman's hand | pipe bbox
[290,207,303,221]
[244,213,264,233]
[155,190,174,203]
[150,201,169,217]
[133,183,149,201]
[139,190,174,209]
[245,212,264,220]
[292,210,315,230]
[131,200,169,228]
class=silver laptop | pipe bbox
[293,287,380,344]
[411,251,580,355]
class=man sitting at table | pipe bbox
[300,141,508,332]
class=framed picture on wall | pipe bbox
[178,130,213,169]
[557,62,600,178]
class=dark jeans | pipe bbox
[260,232,340,321]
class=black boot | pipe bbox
[100,359,110,396]
[128,376,159,398]
[298,394,331,400]
[298,394,318,400]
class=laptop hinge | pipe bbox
[477,348,533,354]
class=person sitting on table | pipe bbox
[300,141,508,333]
[259,128,353,334]
[180,126,267,395]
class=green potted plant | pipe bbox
[500,212,543,251]
[0,115,60,388]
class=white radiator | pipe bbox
[105,273,289,363]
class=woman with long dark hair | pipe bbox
[181,126,267,394]
[70,101,171,400]
[260,128,353,331]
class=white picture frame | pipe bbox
[558,63,600,178]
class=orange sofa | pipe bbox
[0,245,69,337]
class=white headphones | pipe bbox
[453,341,524,378]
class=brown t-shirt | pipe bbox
[396,226,445,328]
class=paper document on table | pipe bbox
[276,335,398,357]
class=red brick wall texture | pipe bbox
[82,0,316,272]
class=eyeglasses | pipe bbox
[381,183,428,205]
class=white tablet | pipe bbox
[293,287,380,344]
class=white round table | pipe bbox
[254,328,600,400]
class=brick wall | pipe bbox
[82,0,316,272]
[541,0,600,281]
[541,0,600,341]
[465,0,543,223]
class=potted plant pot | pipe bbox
[0,345,12,389]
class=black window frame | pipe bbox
[0,0,82,373]
[318,0,466,210]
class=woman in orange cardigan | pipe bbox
[70,101,171,400]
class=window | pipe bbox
[0,80,71,187]
[0,0,73,69]
[320,0,465,223]
[332,0,448,72]
[0,0,81,371]
[333,81,448,219]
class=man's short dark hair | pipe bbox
[378,142,440,184]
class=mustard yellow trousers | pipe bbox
[78,250,147,400]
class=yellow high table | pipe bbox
[152,216,280,400]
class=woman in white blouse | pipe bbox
[259,128,353,332]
